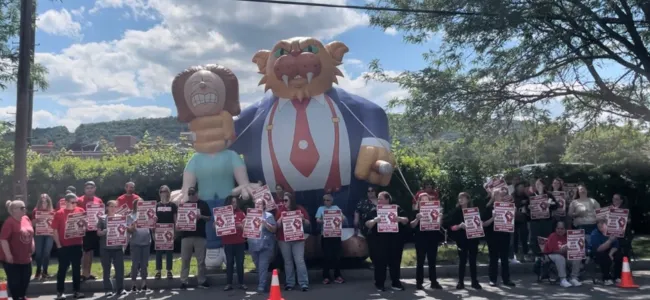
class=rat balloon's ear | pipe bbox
[252,50,271,74]
[325,41,349,66]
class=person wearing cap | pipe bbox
[78,181,104,281]
[412,181,440,211]
[51,193,86,299]
[179,187,212,290]
[58,186,77,211]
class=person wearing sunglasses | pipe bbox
[32,193,55,280]
[52,193,87,299]
[154,185,177,279]
[179,187,212,290]
[275,192,311,291]
[0,200,34,300]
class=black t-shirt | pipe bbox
[181,200,211,239]
[156,202,178,224]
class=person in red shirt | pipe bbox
[1,200,35,300]
[77,181,104,281]
[32,193,56,280]
[273,184,285,209]
[412,181,440,211]
[275,192,311,291]
[543,221,582,288]
[116,182,140,212]
[52,193,86,299]
[220,195,247,291]
[58,186,77,211]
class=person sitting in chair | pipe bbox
[543,221,582,288]
[590,219,623,285]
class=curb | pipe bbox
[27,259,650,295]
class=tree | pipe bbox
[367,0,650,131]
[562,123,650,165]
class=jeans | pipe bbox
[250,248,274,292]
[278,240,309,288]
[180,237,207,284]
[548,254,581,279]
[100,248,124,292]
[57,245,83,294]
[320,237,342,280]
[34,235,54,275]
[131,245,150,281]
[3,263,31,299]
[510,222,529,258]
[155,250,173,271]
[224,243,246,285]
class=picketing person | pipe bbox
[247,198,277,294]
[179,187,211,290]
[127,199,152,291]
[221,195,247,291]
[154,184,176,279]
[444,192,482,290]
[410,193,443,290]
[569,184,600,234]
[590,218,624,285]
[315,193,345,285]
[483,188,516,287]
[78,181,103,282]
[1,200,34,300]
[511,182,530,263]
[32,193,55,280]
[543,220,582,288]
[275,192,311,291]
[96,200,125,296]
[528,179,558,259]
[611,193,634,258]
[52,193,86,299]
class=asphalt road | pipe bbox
[27,272,650,300]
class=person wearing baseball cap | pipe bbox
[51,193,86,299]
[78,181,104,282]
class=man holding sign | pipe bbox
[590,219,623,285]
[51,193,87,299]
[179,187,212,290]
[315,194,345,284]
[409,194,443,290]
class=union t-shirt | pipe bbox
[116,194,139,210]
[0,216,34,264]
[51,207,86,247]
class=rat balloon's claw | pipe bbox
[282,75,289,87]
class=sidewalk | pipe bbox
[28,259,650,295]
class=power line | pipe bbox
[234,0,650,25]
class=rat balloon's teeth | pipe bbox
[282,75,289,87]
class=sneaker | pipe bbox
[334,277,345,284]
[180,283,187,290]
[503,281,516,287]
[238,285,247,290]
[456,282,465,289]
[322,278,331,285]
[55,293,66,300]
[119,290,128,295]
[284,286,293,291]
[223,285,233,291]
[471,281,482,290]
[73,292,84,299]
[391,283,405,291]
[604,280,614,286]
[375,285,385,292]
[42,273,52,280]
[489,281,497,287]
[301,286,309,292]
[416,284,425,290]
[431,281,443,290]
[510,258,520,264]
[560,279,572,288]
[154,271,161,280]
[104,292,114,297]
[33,273,41,281]
[615,278,621,284]
[570,278,582,287]
[198,281,210,289]
[131,286,137,292]
[167,271,173,279]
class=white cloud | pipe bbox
[36,9,83,38]
[25,0,407,128]
[384,27,398,36]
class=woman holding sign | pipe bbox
[483,189,516,287]
[315,194,346,285]
[248,199,277,294]
[127,199,152,292]
[275,192,311,291]
[568,185,600,234]
[222,196,247,291]
[97,200,126,296]
[32,193,55,280]
[443,192,482,290]
[154,185,177,280]
[410,193,443,290]
[1,200,34,300]
[363,191,409,292]
[528,179,558,258]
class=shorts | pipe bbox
[83,230,99,252]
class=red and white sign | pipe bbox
[567,229,586,260]
[35,211,55,236]
[552,191,566,217]
[116,204,131,216]
[253,185,276,212]
[494,202,515,233]
[64,212,86,239]
[529,195,550,220]
[154,223,174,250]
[606,208,629,238]
[596,206,610,220]
[563,184,578,202]
[85,203,104,231]
[377,204,399,233]
[419,201,441,231]
[462,208,485,239]
[136,201,157,229]
[244,208,264,239]
[177,203,198,231]
[323,209,343,238]
[214,206,236,236]
[281,210,305,241]
[502,194,514,203]
[488,179,507,191]
[106,215,128,247]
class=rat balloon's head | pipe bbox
[172,64,241,122]
[252,37,349,99]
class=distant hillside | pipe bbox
[3,117,189,150]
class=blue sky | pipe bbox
[0,0,449,131]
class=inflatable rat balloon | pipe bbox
[230,37,395,258]
[170,64,260,267]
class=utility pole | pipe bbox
[27,0,36,146]
[13,0,34,200]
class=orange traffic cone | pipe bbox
[268,269,284,300]
[618,256,639,288]
[0,282,7,300]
